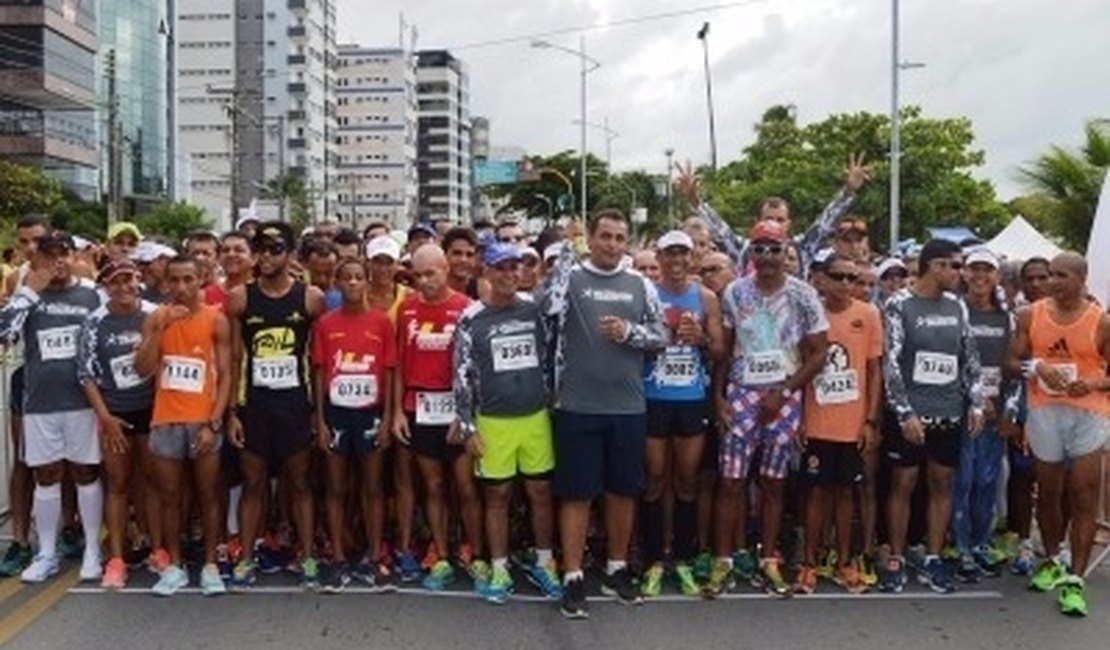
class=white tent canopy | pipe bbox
[986,215,1062,262]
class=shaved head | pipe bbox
[702,251,732,271]
[411,244,449,299]
[1052,252,1088,278]
[412,243,447,272]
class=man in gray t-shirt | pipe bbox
[541,211,668,617]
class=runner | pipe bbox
[1008,252,1110,616]
[706,220,828,598]
[312,257,396,591]
[682,217,714,267]
[104,222,142,262]
[517,247,542,294]
[226,221,325,590]
[542,209,668,618]
[640,230,725,598]
[392,244,485,592]
[0,231,103,584]
[494,221,527,245]
[406,222,437,255]
[442,226,481,298]
[453,242,562,604]
[832,218,870,263]
[853,261,878,303]
[77,259,159,589]
[880,238,985,594]
[135,241,177,304]
[333,228,363,260]
[794,254,882,595]
[632,249,661,283]
[876,258,910,305]
[952,249,1012,583]
[218,231,255,299]
[185,231,224,308]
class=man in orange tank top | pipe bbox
[1008,252,1110,617]
[135,256,233,597]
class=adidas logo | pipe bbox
[1046,337,1070,358]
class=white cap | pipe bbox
[235,215,260,230]
[365,235,401,261]
[520,246,540,259]
[72,235,94,251]
[132,240,177,263]
[877,257,908,279]
[812,247,834,265]
[965,247,1000,269]
[656,230,694,251]
[543,242,566,263]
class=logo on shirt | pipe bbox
[408,321,454,350]
[850,319,865,332]
[826,343,850,372]
[580,287,633,303]
[252,326,296,357]
[106,331,142,348]
[490,319,535,337]
[1046,337,1070,358]
[914,314,958,329]
[333,351,376,373]
[970,324,1006,339]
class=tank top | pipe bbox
[644,283,708,401]
[152,305,218,426]
[239,281,311,406]
[1028,299,1110,414]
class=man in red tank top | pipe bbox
[1008,252,1110,617]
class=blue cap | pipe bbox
[483,242,523,267]
[407,222,436,239]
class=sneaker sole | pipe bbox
[599,585,643,605]
[559,606,590,619]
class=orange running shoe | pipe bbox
[834,564,868,594]
[793,566,817,595]
[147,548,171,575]
[101,557,128,589]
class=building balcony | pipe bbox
[287,82,307,95]
[288,0,307,11]
[287,138,307,150]
[0,68,96,111]
[287,165,307,178]
[287,54,307,66]
[286,109,307,122]
[288,25,307,39]
[0,132,97,168]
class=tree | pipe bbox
[0,160,65,222]
[706,105,1009,247]
[132,202,212,245]
[52,199,108,241]
[1016,119,1109,252]
[261,174,312,232]
[481,151,610,221]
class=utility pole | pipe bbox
[207,86,257,221]
[697,22,719,173]
[665,148,675,225]
[105,49,124,224]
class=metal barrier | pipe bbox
[1087,446,1110,577]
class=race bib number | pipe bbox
[913,351,958,385]
[162,356,205,394]
[491,334,538,373]
[814,369,860,406]
[109,353,144,390]
[415,391,454,426]
[742,350,787,386]
[981,366,1002,398]
[37,325,78,361]
[1037,363,1078,396]
[658,348,698,386]
[252,356,299,389]
[329,374,377,409]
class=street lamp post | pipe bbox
[889,0,925,254]
[697,22,718,173]
[572,117,619,170]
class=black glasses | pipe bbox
[255,242,287,256]
[499,236,525,243]
[827,271,859,284]
[700,266,724,276]
[750,244,783,256]
[881,271,908,281]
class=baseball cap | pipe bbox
[836,218,868,238]
[35,231,75,253]
[877,257,908,279]
[965,247,1000,269]
[483,242,523,267]
[253,221,295,250]
[97,258,139,284]
[365,235,401,261]
[520,246,540,260]
[810,247,835,273]
[656,230,694,251]
[107,221,142,242]
[407,222,436,240]
[748,220,787,243]
[132,240,177,263]
[235,215,260,231]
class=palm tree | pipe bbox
[1018,119,1110,251]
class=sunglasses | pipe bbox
[750,243,783,256]
[827,271,859,284]
[498,236,525,243]
[881,271,908,281]
[700,265,724,276]
[254,242,287,256]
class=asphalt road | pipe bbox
[3,566,1107,650]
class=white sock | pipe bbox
[33,483,62,559]
[535,548,553,567]
[563,569,584,584]
[606,560,626,576]
[76,481,104,559]
[717,556,733,569]
[227,485,242,536]
[492,557,509,572]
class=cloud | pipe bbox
[339,0,1109,200]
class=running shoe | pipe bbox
[992,531,1020,561]
[760,557,791,597]
[396,550,422,583]
[640,563,664,598]
[957,554,985,583]
[20,554,60,583]
[674,562,700,597]
[351,557,379,587]
[524,559,563,599]
[971,545,1002,577]
[80,549,103,582]
[693,550,714,583]
[878,556,906,594]
[918,557,957,594]
[147,548,171,575]
[300,557,321,591]
[854,554,879,587]
[703,559,734,598]
[815,549,837,580]
[1058,575,1088,617]
[601,567,643,605]
[323,562,352,593]
[793,566,817,595]
[422,559,455,591]
[230,559,257,590]
[152,565,189,596]
[1030,558,1068,592]
[469,559,491,593]
[481,564,513,604]
[58,527,84,560]
[0,542,33,577]
[256,541,283,575]
[1011,541,1036,576]
[216,543,233,580]
[200,563,227,596]
[101,557,128,590]
[456,542,475,568]
[731,549,758,584]
[940,545,961,562]
[560,576,589,619]
[421,545,440,571]
[834,564,868,594]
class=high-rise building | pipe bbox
[176,0,335,228]
[416,50,471,223]
[98,0,172,216]
[334,45,417,230]
[0,0,98,200]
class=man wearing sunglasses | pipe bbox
[876,258,909,306]
[226,221,327,590]
[880,238,985,595]
[834,218,871,263]
[707,220,828,597]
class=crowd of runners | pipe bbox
[0,159,1106,620]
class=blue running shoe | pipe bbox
[918,557,957,594]
[256,543,283,575]
[878,556,906,594]
[422,560,454,591]
[397,550,422,583]
[524,559,563,599]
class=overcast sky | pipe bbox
[337,0,1108,200]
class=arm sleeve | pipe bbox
[452,314,478,439]
[959,299,986,411]
[883,297,915,424]
[798,186,854,267]
[0,286,40,343]
[75,315,99,384]
[540,242,575,318]
[695,203,746,267]
[624,277,670,351]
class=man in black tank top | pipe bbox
[225,222,326,590]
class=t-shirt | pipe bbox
[312,308,396,411]
[804,299,883,442]
[152,305,219,426]
[967,304,1012,404]
[396,290,470,415]
[204,283,228,310]
[643,283,710,402]
[77,301,158,413]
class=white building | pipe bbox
[334,45,418,230]
[416,50,471,223]
[176,0,335,229]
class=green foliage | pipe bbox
[52,200,107,241]
[132,202,212,244]
[0,160,65,223]
[261,174,311,232]
[707,105,1008,247]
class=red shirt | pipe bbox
[311,308,396,410]
[204,283,229,310]
[396,290,470,412]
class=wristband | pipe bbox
[1021,359,1041,379]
